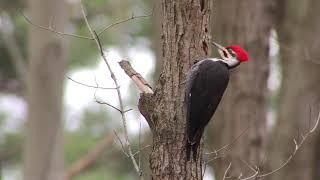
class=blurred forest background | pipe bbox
[0,0,319,180]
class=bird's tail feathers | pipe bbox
[186,139,200,161]
[186,128,204,161]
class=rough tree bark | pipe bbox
[206,0,275,178]
[24,0,67,179]
[268,1,320,180]
[138,0,212,179]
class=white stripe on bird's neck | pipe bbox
[207,58,239,68]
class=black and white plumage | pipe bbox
[185,59,229,161]
[185,42,250,161]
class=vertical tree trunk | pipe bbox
[207,0,275,178]
[139,0,212,179]
[24,0,67,179]
[268,1,320,180]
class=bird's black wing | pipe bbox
[185,60,229,160]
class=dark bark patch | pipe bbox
[138,93,155,131]
[200,0,205,11]
[202,41,208,55]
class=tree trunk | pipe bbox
[207,0,275,178]
[268,1,320,180]
[24,0,67,179]
[139,0,212,179]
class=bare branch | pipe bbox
[80,1,143,178]
[237,171,258,180]
[22,0,149,178]
[310,110,320,132]
[67,77,117,90]
[97,13,151,36]
[133,145,152,157]
[239,158,256,173]
[123,109,133,113]
[95,99,122,112]
[21,11,93,40]
[119,60,153,94]
[206,125,250,156]
[113,130,129,157]
[222,163,232,180]
[236,109,320,180]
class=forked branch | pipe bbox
[23,1,152,179]
[232,110,320,180]
[79,1,143,178]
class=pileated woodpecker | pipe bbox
[185,42,249,161]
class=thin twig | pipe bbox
[237,171,258,180]
[67,77,117,90]
[237,110,320,180]
[239,158,257,173]
[22,1,149,178]
[20,10,93,40]
[93,88,122,112]
[97,14,151,36]
[257,110,320,178]
[310,110,320,132]
[95,99,122,113]
[80,2,143,178]
[133,145,152,157]
[222,163,232,180]
[113,130,129,157]
[202,161,208,180]
[124,109,133,113]
[206,125,250,156]
[204,126,250,174]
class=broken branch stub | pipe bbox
[119,60,153,94]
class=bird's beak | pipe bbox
[211,41,231,60]
[211,41,226,51]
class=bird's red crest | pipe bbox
[227,45,250,62]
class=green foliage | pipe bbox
[68,27,99,69]
[73,163,134,180]
[0,132,23,162]
[74,166,116,180]
[0,113,5,127]
[0,36,17,79]
[67,23,117,70]
[84,0,111,16]
[79,105,114,135]
[64,132,100,165]
[0,13,28,80]
[0,0,154,178]
[64,104,143,179]
[13,14,28,58]
[0,0,153,86]
[64,106,111,164]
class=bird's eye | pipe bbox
[228,49,236,57]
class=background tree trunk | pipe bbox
[23,0,67,179]
[139,0,212,179]
[268,0,320,180]
[207,0,275,178]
